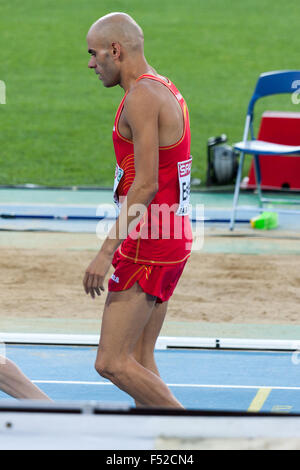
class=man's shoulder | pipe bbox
[124,79,163,113]
[124,80,162,118]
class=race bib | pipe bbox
[113,163,124,208]
[176,157,192,216]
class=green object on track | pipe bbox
[250,212,278,230]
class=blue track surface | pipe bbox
[1,344,300,412]
[1,202,300,232]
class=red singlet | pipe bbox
[112,74,193,266]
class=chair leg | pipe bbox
[253,154,263,208]
[230,152,245,231]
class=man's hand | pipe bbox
[83,250,114,299]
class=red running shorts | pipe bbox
[108,249,189,303]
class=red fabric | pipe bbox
[108,249,189,303]
[112,74,193,266]
[247,111,300,190]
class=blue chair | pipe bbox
[230,70,300,231]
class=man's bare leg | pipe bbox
[95,284,183,408]
[133,300,168,407]
[0,357,51,400]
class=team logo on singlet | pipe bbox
[113,163,124,208]
[111,274,120,283]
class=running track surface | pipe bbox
[1,344,300,413]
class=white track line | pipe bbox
[32,380,300,391]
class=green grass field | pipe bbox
[0,0,300,187]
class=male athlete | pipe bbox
[83,13,193,408]
[0,356,50,400]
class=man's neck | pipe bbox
[119,55,153,92]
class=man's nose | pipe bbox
[88,57,96,69]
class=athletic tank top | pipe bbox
[112,74,193,265]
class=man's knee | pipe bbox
[139,353,156,371]
[95,354,126,381]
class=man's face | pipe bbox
[87,34,120,88]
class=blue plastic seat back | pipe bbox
[247,70,300,115]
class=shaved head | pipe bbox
[88,12,144,54]
[87,13,149,89]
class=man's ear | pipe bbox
[111,42,121,60]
